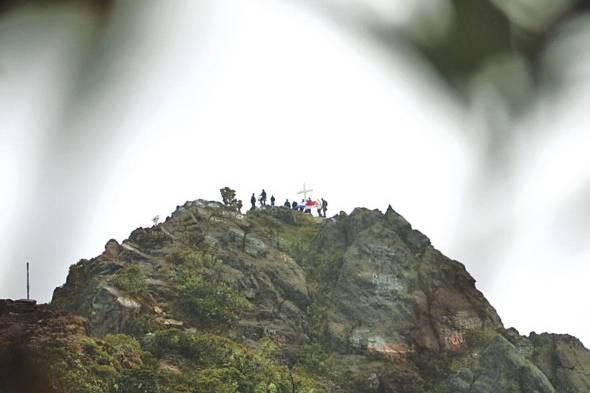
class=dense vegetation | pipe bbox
[37,329,322,393]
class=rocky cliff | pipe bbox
[2,200,590,392]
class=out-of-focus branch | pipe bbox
[0,0,115,18]
[303,0,590,115]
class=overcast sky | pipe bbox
[1,0,589,347]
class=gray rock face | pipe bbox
[317,207,502,356]
[49,200,590,392]
[448,335,556,393]
[528,333,590,392]
[89,286,141,336]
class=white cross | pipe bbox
[297,183,314,199]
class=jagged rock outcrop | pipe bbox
[2,199,590,392]
[527,332,590,392]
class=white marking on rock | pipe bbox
[160,226,177,240]
[121,242,154,259]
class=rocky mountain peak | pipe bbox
[2,199,590,392]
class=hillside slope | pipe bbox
[2,200,590,392]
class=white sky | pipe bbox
[0,0,589,347]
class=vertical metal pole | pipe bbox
[26,262,30,300]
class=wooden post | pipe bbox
[26,262,30,300]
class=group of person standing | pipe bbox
[250,189,328,217]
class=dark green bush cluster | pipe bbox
[166,249,223,278]
[114,367,163,393]
[180,249,222,270]
[80,338,120,378]
[296,343,332,374]
[48,348,111,393]
[219,186,242,212]
[43,335,146,393]
[146,328,321,393]
[110,264,148,296]
[165,251,251,328]
[177,278,249,327]
[122,314,160,337]
[43,334,182,393]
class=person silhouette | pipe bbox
[304,198,313,214]
[259,189,267,206]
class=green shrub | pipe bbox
[166,256,250,328]
[103,334,142,366]
[176,277,251,327]
[104,334,141,353]
[28,327,323,393]
[115,366,161,393]
[80,338,118,369]
[146,329,323,393]
[111,264,147,296]
[296,343,336,377]
[121,315,159,337]
[195,368,241,393]
[149,328,243,364]
[47,345,114,393]
[220,186,241,212]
